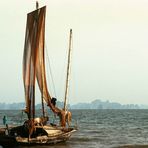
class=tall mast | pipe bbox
[33,1,39,119]
[36,1,45,117]
[64,29,73,111]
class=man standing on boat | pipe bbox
[3,115,7,125]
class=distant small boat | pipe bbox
[0,2,76,147]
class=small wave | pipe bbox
[71,137,91,142]
[71,136,99,143]
[114,145,148,148]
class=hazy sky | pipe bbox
[0,0,148,105]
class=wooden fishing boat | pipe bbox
[0,125,76,147]
[0,2,76,147]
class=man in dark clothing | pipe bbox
[51,97,57,106]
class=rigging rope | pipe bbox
[45,44,57,98]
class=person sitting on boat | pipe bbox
[59,109,72,127]
[48,99,71,127]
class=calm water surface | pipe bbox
[1,109,148,148]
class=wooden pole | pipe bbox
[36,1,39,9]
[41,94,45,117]
[64,29,72,111]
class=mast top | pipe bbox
[36,1,39,9]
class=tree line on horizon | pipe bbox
[0,99,147,110]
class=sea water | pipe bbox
[1,109,148,148]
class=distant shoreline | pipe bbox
[0,99,148,110]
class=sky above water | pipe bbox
[0,0,148,105]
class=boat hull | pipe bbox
[0,135,17,147]
[0,125,76,147]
